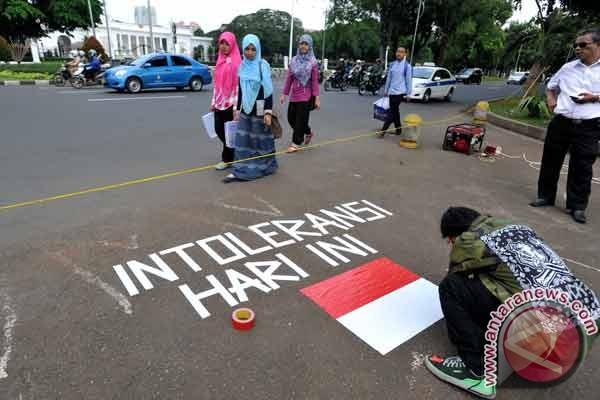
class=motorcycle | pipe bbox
[347,65,364,88]
[358,70,386,96]
[71,63,110,89]
[323,70,348,91]
[53,63,76,87]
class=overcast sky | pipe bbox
[105,0,538,32]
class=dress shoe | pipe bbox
[529,198,554,207]
[571,210,587,224]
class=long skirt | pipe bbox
[232,113,278,180]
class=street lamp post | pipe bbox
[321,8,327,61]
[87,0,96,37]
[288,0,296,66]
[410,0,424,64]
[102,1,113,59]
[147,0,154,52]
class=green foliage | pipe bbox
[518,95,551,119]
[193,28,205,36]
[0,60,62,73]
[0,35,10,61]
[0,0,103,42]
[313,18,380,61]
[207,9,303,61]
[491,96,551,127]
[0,69,51,80]
[429,0,512,71]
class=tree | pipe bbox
[510,0,600,90]
[428,0,512,71]
[312,18,380,61]
[0,34,11,61]
[208,9,303,62]
[0,0,103,42]
[193,27,205,36]
[330,0,425,59]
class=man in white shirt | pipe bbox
[530,28,600,224]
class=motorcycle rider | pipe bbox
[84,49,102,83]
[66,50,83,77]
[371,58,384,77]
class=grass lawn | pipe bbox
[0,61,62,75]
[0,70,52,80]
[490,96,551,128]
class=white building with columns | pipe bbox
[37,15,212,62]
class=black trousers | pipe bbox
[439,273,501,376]
[538,115,600,210]
[214,107,235,163]
[381,94,404,134]
[288,101,312,146]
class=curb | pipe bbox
[0,80,51,86]
[487,111,547,141]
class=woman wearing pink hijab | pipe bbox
[211,32,242,170]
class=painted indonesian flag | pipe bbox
[301,257,444,355]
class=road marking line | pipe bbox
[221,203,281,217]
[59,90,110,94]
[88,95,186,102]
[50,252,133,314]
[0,291,17,379]
[72,266,133,314]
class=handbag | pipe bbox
[259,61,282,139]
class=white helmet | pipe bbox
[88,49,97,57]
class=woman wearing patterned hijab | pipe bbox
[223,34,278,183]
[211,31,242,170]
[280,34,320,153]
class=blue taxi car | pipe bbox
[105,53,212,93]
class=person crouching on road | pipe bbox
[211,32,242,171]
[223,34,278,184]
[426,207,599,399]
[377,47,412,138]
[280,34,321,153]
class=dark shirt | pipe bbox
[237,85,273,116]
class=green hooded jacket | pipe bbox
[449,215,525,302]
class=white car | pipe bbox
[507,71,529,85]
[408,66,456,103]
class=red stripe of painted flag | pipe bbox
[300,257,420,319]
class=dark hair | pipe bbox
[577,27,600,43]
[440,207,481,238]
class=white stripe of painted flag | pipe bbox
[301,257,444,355]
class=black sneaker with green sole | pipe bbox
[425,355,496,399]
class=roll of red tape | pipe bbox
[232,308,255,331]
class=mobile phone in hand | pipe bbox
[570,95,585,104]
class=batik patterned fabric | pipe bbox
[231,113,278,180]
[481,224,600,320]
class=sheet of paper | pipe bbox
[225,121,239,148]
[202,112,217,139]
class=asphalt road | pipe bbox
[0,81,519,246]
[1,81,599,400]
